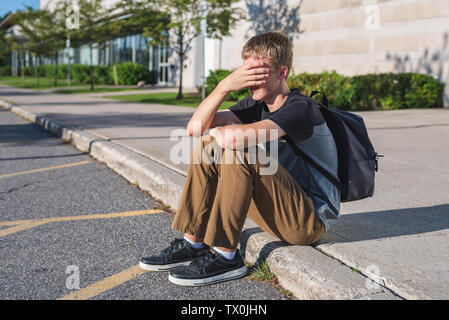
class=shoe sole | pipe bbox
[139,260,192,272]
[168,266,248,286]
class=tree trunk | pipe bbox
[20,51,24,82]
[54,51,58,87]
[90,66,94,91]
[34,55,39,88]
[90,44,94,91]
[176,36,184,100]
[176,53,183,100]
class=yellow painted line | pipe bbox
[0,209,163,237]
[0,219,33,226]
[58,265,147,300]
[0,221,49,237]
[0,160,93,179]
[42,209,164,223]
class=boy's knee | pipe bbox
[192,134,218,164]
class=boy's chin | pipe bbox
[251,89,265,101]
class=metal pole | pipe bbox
[201,0,206,100]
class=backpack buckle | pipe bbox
[374,153,384,172]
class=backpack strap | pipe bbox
[282,89,341,189]
[283,135,342,190]
[310,90,329,108]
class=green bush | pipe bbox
[0,66,12,77]
[405,73,444,109]
[206,69,250,102]
[70,64,91,83]
[114,62,151,85]
[206,68,444,110]
[57,65,68,80]
[351,73,403,110]
[37,65,47,77]
[288,70,357,110]
[23,66,33,76]
[38,65,56,78]
[287,71,444,110]
[2,63,158,86]
[94,65,114,85]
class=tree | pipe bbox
[65,0,114,91]
[0,12,12,72]
[126,0,244,99]
[14,7,64,87]
[45,4,69,87]
[5,17,28,81]
[112,0,170,37]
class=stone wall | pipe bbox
[193,0,449,107]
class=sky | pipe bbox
[0,0,40,18]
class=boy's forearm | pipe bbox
[186,82,230,136]
[186,61,267,136]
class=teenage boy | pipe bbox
[139,31,340,286]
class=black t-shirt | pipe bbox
[229,89,325,144]
[229,88,341,231]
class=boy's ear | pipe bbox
[279,66,289,80]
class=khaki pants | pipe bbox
[171,134,325,250]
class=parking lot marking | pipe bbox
[0,160,93,179]
[58,265,147,300]
[0,219,34,226]
[0,221,49,237]
[0,209,163,237]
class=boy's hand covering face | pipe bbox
[219,59,271,93]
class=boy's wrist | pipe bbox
[216,80,232,96]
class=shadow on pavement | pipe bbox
[319,203,449,243]
[239,203,449,262]
[32,112,191,129]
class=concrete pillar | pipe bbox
[132,35,136,63]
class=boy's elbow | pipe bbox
[186,122,204,137]
[186,124,194,137]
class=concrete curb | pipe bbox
[1,99,402,300]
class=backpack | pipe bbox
[286,90,383,202]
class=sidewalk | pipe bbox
[1,85,449,299]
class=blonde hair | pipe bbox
[241,31,293,76]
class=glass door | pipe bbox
[157,41,169,85]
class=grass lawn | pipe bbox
[53,87,140,94]
[0,76,140,94]
[107,92,237,109]
[0,76,85,90]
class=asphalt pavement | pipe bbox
[1,85,449,299]
[0,109,287,300]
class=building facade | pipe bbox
[214,0,449,107]
[3,0,449,106]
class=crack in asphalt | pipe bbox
[0,182,40,195]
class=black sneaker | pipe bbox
[139,238,210,271]
[168,249,247,286]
